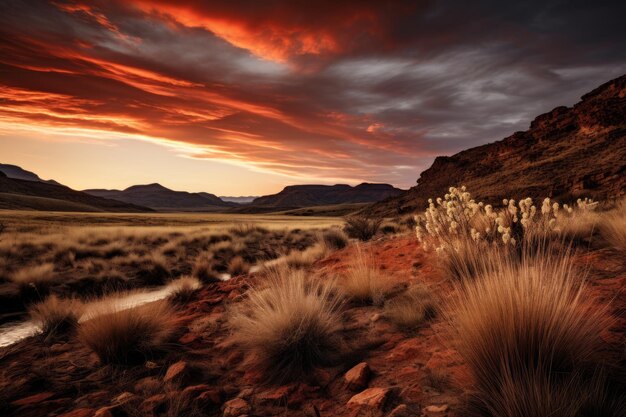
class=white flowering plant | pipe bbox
[414,186,597,253]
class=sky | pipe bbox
[1,1,625,195]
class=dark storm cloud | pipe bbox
[0,0,624,186]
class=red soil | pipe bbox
[0,235,623,417]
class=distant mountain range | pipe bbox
[0,164,61,185]
[368,74,626,217]
[240,183,404,212]
[84,184,237,212]
[0,170,149,212]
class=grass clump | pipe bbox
[29,295,84,340]
[600,203,626,254]
[384,284,437,328]
[227,255,250,276]
[11,263,56,301]
[449,249,618,417]
[284,244,329,269]
[229,267,345,383]
[319,228,349,250]
[339,248,392,305]
[344,214,382,241]
[78,300,178,365]
[168,276,202,305]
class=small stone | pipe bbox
[113,392,135,404]
[370,313,381,322]
[345,362,371,391]
[94,407,114,417]
[223,398,250,417]
[179,332,198,344]
[347,387,391,409]
[424,404,449,413]
[388,404,411,417]
[57,408,94,417]
[145,361,159,369]
[256,386,292,404]
[11,392,55,406]
[140,394,168,414]
[164,360,188,383]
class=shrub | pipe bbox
[339,248,392,304]
[29,295,84,340]
[229,267,345,383]
[414,187,598,251]
[449,248,615,417]
[11,263,56,301]
[192,254,221,283]
[229,223,269,237]
[319,229,348,250]
[78,300,178,365]
[344,214,382,241]
[284,244,329,269]
[168,276,202,305]
[384,284,437,328]
[227,255,250,276]
[600,205,626,254]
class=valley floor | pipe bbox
[1,233,624,417]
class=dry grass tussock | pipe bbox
[338,247,393,305]
[283,243,329,269]
[344,214,382,241]
[449,248,621,417]
[78,300,179,365]
[29,295,84,340]
[384,284,437,328]
[319,228,349,250]
[229,267,346,383]
[167,276,202,304]
[227,255,250,276]
[600,201,626,254]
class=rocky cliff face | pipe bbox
[369,74,626,216]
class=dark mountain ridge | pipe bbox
[247,183,404,210]
[85,183,237,211]
[0,171,150,212]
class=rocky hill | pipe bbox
[245,183,404,211]
[0,171,150,212]
[368,74,626,217]
[0,163,60,185]
[85,183,238,211]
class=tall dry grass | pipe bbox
[338,247,393,305]
[600,203,626,254]
[29,295,84,340]
[167,276,202,305]
[449,247,618,416]
[229,267,345,383]
[79,300,179,365]
[384,284,437,329]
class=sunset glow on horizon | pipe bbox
[1,0,625,195]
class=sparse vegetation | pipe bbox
[168,276,202,304]
[78,300,179,365]
[319,228,349,250]
[229,267,345,383]
[29,295,84,340]
[600,203,626,254]
[338,247,392,304]
[384,284,437,328]
[344,214,382,241]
